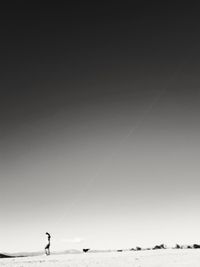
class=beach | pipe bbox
[1,249,200,267]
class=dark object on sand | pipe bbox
[193,244,200,249]
[153,244,166,250]
[45,232,51,255]
[83,248,90,253]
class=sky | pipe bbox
[1,3,200,252]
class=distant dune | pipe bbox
[0,253,12,258]
[4,249,82,258]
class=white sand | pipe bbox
[1,249,200,267]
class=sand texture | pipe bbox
[1,249,200,267]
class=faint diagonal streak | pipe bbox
[55,49,194,227]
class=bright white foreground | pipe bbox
[1,249,200,267]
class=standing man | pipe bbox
[45,232,51,255]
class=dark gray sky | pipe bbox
[1,3,200,252]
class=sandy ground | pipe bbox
[1,249,200,267]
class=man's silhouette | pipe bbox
[45,232,51,255]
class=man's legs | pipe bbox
[45,244,50,255]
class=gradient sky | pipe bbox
[1,3,200,252]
